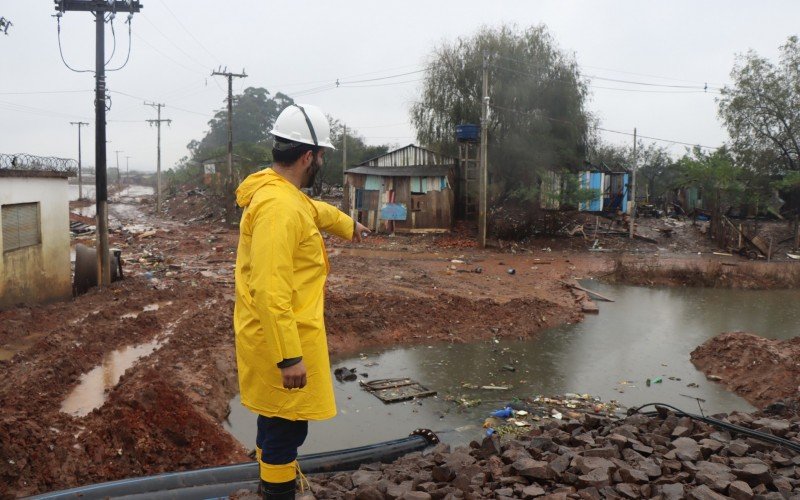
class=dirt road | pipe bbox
[3,190,799,497]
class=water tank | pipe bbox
[456,124,480,142]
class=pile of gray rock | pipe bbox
[301,408,800,499]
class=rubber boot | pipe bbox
[260,479,296,500]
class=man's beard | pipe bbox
[303,155,322,189]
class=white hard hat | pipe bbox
[270,103,336,150]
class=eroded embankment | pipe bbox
[691,332,800,409]
[0,271,580,497]
[604,257,800,289]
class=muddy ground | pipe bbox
[691,332,800,410]
[1,191,798,497]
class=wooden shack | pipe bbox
[343,145,456,233]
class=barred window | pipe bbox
[2,203,41,252]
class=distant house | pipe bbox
[1,167,73,309]
[343,144,457,233]
[577,163,630,213]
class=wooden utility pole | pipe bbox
[342,124,347,186]
[479,53,489,248]
[630,128,637,240]
[114,149,123,190]
[212,67,247,224]
[125,155,131,184]
[144,102,171,213]
[55,0,143,287]
[70,121,89,200]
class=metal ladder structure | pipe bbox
[458,141,480,219]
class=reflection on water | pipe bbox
[224,283,800,453]
[60,341,161,417]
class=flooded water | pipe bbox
[60,340,163,417]
[224,282,800,454]
[72,185,153,223]
[60,301,183,417]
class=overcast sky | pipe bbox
[1,1,798,172]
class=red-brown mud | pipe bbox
[691,332,800,409]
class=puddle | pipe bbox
[60,340,162,417]
[225,283,800,453]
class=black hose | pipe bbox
[631,402,800,454]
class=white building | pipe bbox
[1,168,72,309]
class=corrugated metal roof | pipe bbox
[345,165,452,177]
[357,144,457,168]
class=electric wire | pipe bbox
[140,13,214,73]
[105,16,117,65]
[56,15,93,73]
[106,16,133,72]
[631,403,800,454]
[157,0,222,67]
[489,103,720,151]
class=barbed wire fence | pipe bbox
[0,153,78,174]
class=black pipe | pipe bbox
[31,433,434,500]
[632,403,800,454]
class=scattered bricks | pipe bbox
[355,485,384,500]
[450,474,470,493]
[621,448,646,464]
[431,466,455,483]
[729,457,765,469]
[576,486,601,500]
[657,483,686,500]
[583,447,619,459]
[771,474,792,495]
[352,470,383,488]
[512,458,554,480]
[618,467,649,484]
[614,424,640,440]
[672,426,692,438]
[753,493,784,500]
[727,480,753,500]
[486,455,504,481]
[572,433,596,448]
[700,439,724,457]
[476,435,502,458]
[577,467,612,489]
[641,459,663,479]
[499,476,528,486]
[522,484,546,498]
[662,459,683,473]
[528,437,558,453]
[386,482,414,500]
[727,440,751,457]
[502,447,532,465]
[494,488,514,497]
[332,473,356,490]
[671,437,702,462]
[609,434,629,450]
[548,454,571,476]
[583,414,606,430]
[770,452,792,467]
[630,441,654,456]
[695,461,735,492]
[416,482,437,494]
[689,484,729,500]
[573,456,616,475]
[710,431,732,444]
[752,418,791,437]
[443,450,476,473]
[402,492,432,500]
[733,463,772,487]
[615,483,639,499]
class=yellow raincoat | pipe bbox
[234,168,354,421]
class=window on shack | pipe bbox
[2,202,41,252]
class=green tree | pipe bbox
[411,24,590,203]
[718,36,800,174]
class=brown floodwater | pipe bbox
[224,281,800,454]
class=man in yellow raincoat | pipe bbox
[234,104,369,499]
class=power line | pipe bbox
[140,13,212,72]
[131,31,208,76]
[489,103,720,151]
[0,90,90,95]
[157,0,221,67]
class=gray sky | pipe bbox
[1,1,797,172]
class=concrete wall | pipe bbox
[0,176,71,309]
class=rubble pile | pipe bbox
[301,408,800,499]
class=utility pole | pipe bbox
[114,149,123,190]
[70,121,89,200]
[478,52,489,248]
[125,155,131,184]
[211,67,247,224]
[144,102,171,213]
[342,124,347,186]
[630,127,637,240]
[55,1,142,287]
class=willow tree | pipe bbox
[411,25,591,202]
[719,36,800,175]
